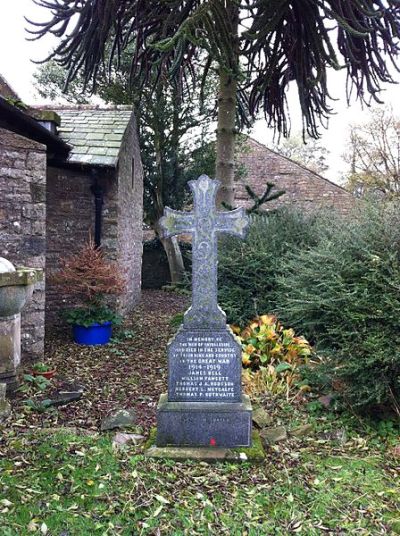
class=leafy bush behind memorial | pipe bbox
[275,204,400,413]
[218,208,321,324]
[219,204,400,414]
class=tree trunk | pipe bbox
[152,100,186,285]
[215,70,237,207]
[215,2,239,208]
[159,233,186,285]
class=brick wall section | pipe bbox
[45,165,116,324]
[115,113,143,313]
[0,128,46,362]
[235,138,355,213]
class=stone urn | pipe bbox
[0,257,43,393]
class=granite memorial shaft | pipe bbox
[156,175,253,448]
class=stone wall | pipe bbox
[142,240,192,289]
[0,128,46,362]
[235,138,355,213]
[115,113,143,313]
[45,165,116,325]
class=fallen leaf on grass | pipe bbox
[153,505,163,517]
[155,494,170,504]
[112,432,144,449]
[27,519,38,532]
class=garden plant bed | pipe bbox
[0,290,399,535]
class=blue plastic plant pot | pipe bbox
[72,322,112,345]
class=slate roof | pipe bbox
[53,106,134,166]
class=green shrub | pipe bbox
[218,208,320,324]
[24,399,53,413]
[275,203,400,414]
[19,374,50,394]
[32,362,51,373]
[219,203,400,413]
[170,312,184,328]
[62,305,122,327]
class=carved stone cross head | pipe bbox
[159,175,249,329]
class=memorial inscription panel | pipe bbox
[168,329,241,402]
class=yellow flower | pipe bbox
[260,314,276,326]
[242,352,252,366]
[270,344,283,355]
[294,336,309,346]
[283,328,295,339]
[265,327,277,340]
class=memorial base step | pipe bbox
[146,427,264,462]
[156,393,252,448]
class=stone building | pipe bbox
[43,106,143,325]
[235,137,354,213]
[0,86,143,362]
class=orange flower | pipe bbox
[245,344,256,354]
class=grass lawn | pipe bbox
[1,291,399,535]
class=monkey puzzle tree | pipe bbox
[28,0,400,207]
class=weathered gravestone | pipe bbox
[156,175,252,447]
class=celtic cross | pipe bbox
[159,174,249,329]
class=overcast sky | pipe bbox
[1,0,399,184]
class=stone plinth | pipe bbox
[156,394,252,447]
[147,428,265,462]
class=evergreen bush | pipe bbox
[219,204,400,414]
[275,203,400,414]
[218,208,320,324]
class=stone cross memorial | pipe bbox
[156,174,252,448]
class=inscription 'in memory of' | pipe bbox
[171,336,238,400]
